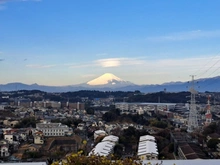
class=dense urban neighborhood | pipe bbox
[0,89,220,164]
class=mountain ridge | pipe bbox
[1,73,220,93]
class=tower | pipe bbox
[205,95,212,126]
[187,75,198,133]
[66,98,69,108]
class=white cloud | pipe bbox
[26,64,56,68]
[67,55,220,84]
[147,30,220,42]
[96,57,144,68]
[68,57,145,69]
[96,58,121,67]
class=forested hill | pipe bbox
[1,90,219,104]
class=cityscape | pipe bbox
[1,0,220,165]
[1,76,220,164]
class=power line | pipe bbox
[196,56,220,79]
[205,65,220,78]
[193,55,218,76]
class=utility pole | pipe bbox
[187,75,198,133]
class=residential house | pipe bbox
[0,139,10,157]
[33,131,44,144]
[4,134,14,144]
[27,144,41,152]
[3,120,19,127]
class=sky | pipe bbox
[1,0,220,86]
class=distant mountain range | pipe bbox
[1,73,220,93]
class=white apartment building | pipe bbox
[36,122,70,137]
[89,135,119,157]
[137,135,158,160]
[102,135,119,143]
[115,102,176,114]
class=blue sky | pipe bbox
[1,0,220,86]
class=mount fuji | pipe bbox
[84,73,134,88]
[1,73,220,93]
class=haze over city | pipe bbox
[1,0,220,86]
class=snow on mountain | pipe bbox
[86,73,133,86]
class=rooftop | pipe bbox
[89,141,115,156]
[138,141,158,156]
[139,135,156,142]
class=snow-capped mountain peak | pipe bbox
[87,73,126,86]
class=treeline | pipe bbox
[60,90,138,99]
[127,91,210,104]
[102,109,150,126]
[1,90,217,104]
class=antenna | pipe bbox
[187,75,199,133]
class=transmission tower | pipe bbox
[187,75,199,133]
[205,95,212,126]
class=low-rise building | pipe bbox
[4,134,14,144]
[33,131,44,144]
[115,102,176,115]
[0,139,10,157]
[94,130,108,141]
[137,135,158,160]
[89,135,119,157]
[3,120,19,127]
[36,122,69,137]
[178,143,207,159]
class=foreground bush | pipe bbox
[52,151,142,165]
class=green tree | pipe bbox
[102,111,118,122]
[151,120,168,129]
[14,117,37,128]
[168,143,174,153]
[114,144,124,158]
[86,108,95,115]
[207,139,220,149]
